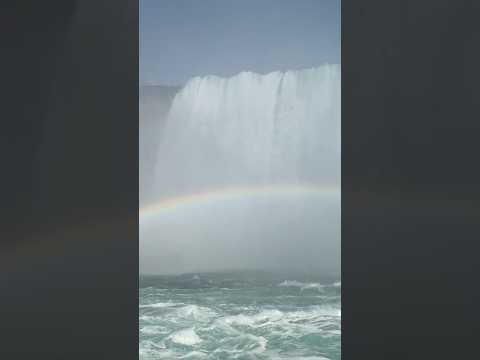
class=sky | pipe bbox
[140,0,340,86]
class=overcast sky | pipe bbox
[140,0,340,86]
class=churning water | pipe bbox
[139,272,341,360]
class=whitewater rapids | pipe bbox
[139,272,341,360]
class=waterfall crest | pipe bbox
[151,64,340,201]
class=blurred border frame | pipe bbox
[1,0,480,359]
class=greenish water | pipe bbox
[139,271,341,359]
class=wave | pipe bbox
[278,280,325,291]
[207,333,268,357]
[139,339,167,358]
[139,301,181,308]
[244,334,268,353]
[281,357,331,360]
[139,315,161,323]
[223,309,284,327]
[221,305,340,331]
[278,280,341,290]
[140,325,167,335]
[179,351,208,358]
[175,305,217,321]
[170,328,203,346]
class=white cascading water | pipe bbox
[151,65,340,200]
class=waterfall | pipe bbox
[141,65,340,274]
[151,65,340,201]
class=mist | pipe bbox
[139,65,340,275]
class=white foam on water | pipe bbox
[140,325,167,335]
[209,333,268,356]
[139,301,180,308]
[139,315,161,323]
[248,334,268,353]
[223,309,284,327]
[170,328,203,346]
[285,357,331,360]
[291,305,341,319]
[139,339,166,350]
[140,349,177,360]
[278,280,325,291]
[175,305,216,320]
[179,350,208,358]
[139,339,167,359]
[218,305,340,338]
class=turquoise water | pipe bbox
[139,271,341,359]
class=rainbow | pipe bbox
[140,183,340,221]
